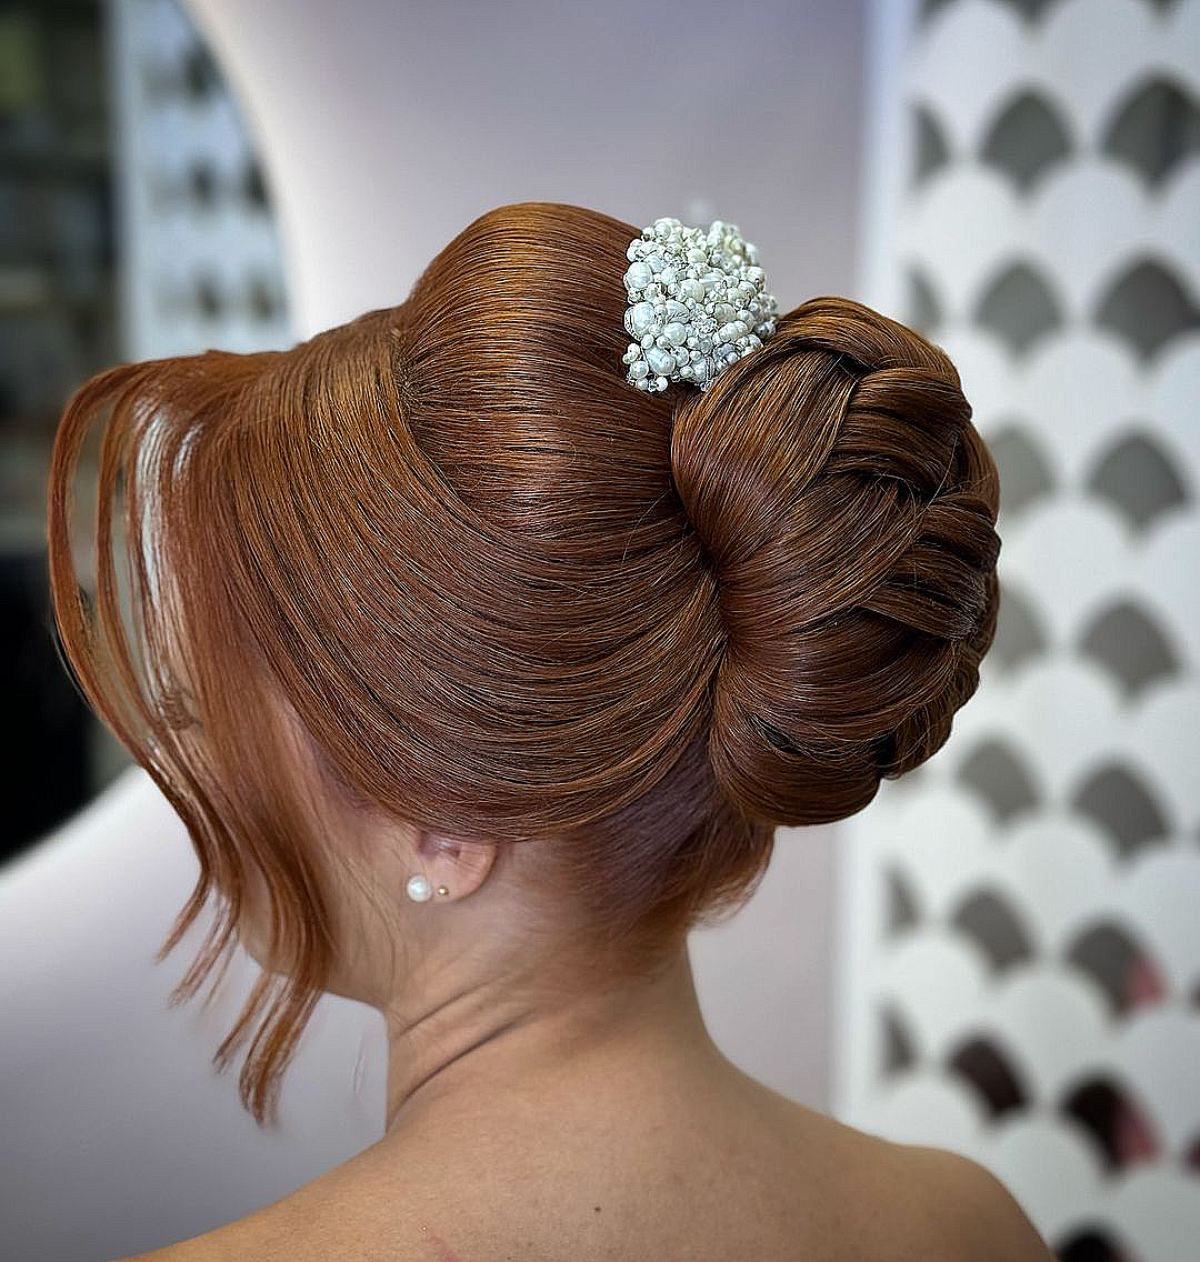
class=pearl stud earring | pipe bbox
[406,874,432,902]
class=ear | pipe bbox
[412,831,498,902]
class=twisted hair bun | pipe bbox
[670,294,1000,826]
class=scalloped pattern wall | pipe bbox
[838,2,1200,1257]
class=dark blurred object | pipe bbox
[1,549,91,865]
[1,0,118,864]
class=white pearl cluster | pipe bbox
[620,216,778,393]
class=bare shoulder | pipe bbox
[114,1193,344,1262]
[112,1148,370,1262]
[114,1081,1055,1262]
[715,1073,1054,1261]
[840,1124,1056,1262]
[116,1207,276,1262]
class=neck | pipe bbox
[379,938,722,1137]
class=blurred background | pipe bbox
[1,0,291,860]
[1,1,1197,1259]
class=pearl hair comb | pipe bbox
[620,216,779,393]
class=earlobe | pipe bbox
[403,872,452,902]
[414,831,498,900]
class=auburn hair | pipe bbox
[45,201,1000,1125]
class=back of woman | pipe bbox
[128,1066,1049,1260]
[47,203,1051,1261]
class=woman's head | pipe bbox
[46,201,1000,1125]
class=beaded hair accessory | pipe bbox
[620,217,779,393]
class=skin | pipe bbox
[122,695,1056,1262]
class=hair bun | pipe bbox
[668,294,1001,826]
